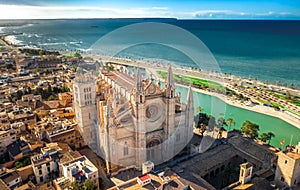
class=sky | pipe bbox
[0,0,299,19]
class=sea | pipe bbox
[0,19,300,87]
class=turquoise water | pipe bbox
[177,85,300,148]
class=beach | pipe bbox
[190,85,300,129]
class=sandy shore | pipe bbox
[187,85,300,129]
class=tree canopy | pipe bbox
[241,120,259,138]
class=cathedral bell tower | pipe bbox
[164,65,177,161]
[165,65,175,98]
[135,68,145,104]
[134,68,147,167]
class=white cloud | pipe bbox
[0,5,174,19]
[192,9,300,19]
[0,5,298,19]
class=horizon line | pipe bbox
[1,17,300,20]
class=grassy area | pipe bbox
[64,52,82,59]
[269,92,286,100]
[285,108,300,117]
[256,99,284,108]
[269,92,300,107]
[157,71,225,91]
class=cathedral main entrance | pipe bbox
[146,138,162,163]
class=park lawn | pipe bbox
[269,92,286,100]
[285,108,300,117]
[157,70,224,91]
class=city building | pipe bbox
[0,112,10,130]
[7,107,36,125]
[45,119,76,146]
[6,138,31,160]
[0,171,22,189]
[61,155,98,187]
[239,163,253,185]
[0,130,16,147]
[58,92,73,104]
[31,147,60,184]
[275,142,300,189]
[52,176,72,190]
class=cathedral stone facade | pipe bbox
[73,65,194,172]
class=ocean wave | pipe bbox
[5,35,24,45]
[76,48,92,52]
[69,41,82,47]
[38,42,68,46]
[0,27,5,34]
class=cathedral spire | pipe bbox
[166,64,175,89]
[186,86,194,108]
[136,67,144,93]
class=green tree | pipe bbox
[61,85,70,92]
[83,179,97,190]
[35,68,41,73]
[291,83,294,89]
[16,90,23,100]
[267,132,275,144]
[196,106,202,113]
[39,50,44,56]
[48,95,54,101]
[70,180,81,190]
[47,85,52,94]
[14,161,23,168]
[227,118,235,131]
[241,120,260,138]
[73,52,82,59]
[260,133,269,142]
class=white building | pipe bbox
[31,149,60,184]
[61,155,98,187]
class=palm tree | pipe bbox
[217,117,227,128]
[227,118,235,131]
[259,133,269,142]
[267,132,275,144]
[196,106,203,113]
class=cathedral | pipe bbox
[73,64,194,172]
